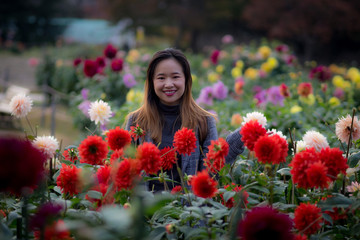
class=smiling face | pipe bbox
[153,58,186,106]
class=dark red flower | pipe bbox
[62,148,78,163]
[73,58,82,67]
[318,147,348,181]
[289,148,318,189]
[33,220,73,240]
[96,56,106,68]
[130,124,145,141]
[294,202,322,235]
[306,161,330,189]
[111,58,124,72]
[237,206,294,240]
[114,158,140,190]
[30,202,63,230]
[191,170,217,198]
[136,142,162,174]
[309,65,332,82]
[279,83,290,97]
[78,135,108,165]
[0,137,46,196]
[204,138,229,173]
[106,127,131,151]
[171,185,182,194]
[173,127,197,155]
[240,120,267,151]
[294,234,308,240]
[104,44,117,59]
[160,146,177,170]
[110,149,124,164]
[56,163,82,196]
[210,50,220,65]
[96,165,112,185]
[222,183,249,208]
[83,59,98,78]
[297,82,313,97]
[275,44,289,53]
[85,183,114,210]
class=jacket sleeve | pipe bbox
[198,116,218,171]
[225,126,244,165]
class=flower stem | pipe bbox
[175,160,192,206]
[25,115,35,136]
[342,108,356,194]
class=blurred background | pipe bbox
[1,0,360,147]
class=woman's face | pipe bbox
[153,58,185,106]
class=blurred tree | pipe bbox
[0,0,78,47]
[242,0,360,61]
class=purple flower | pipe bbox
[196,86,214,106]
[266,86,284,106]
[334,88,345,99]
[81,88,89,100]
[254,89,267,108]
[123,73,137,88]
[253,85,263,94]
[78,100,91,117]
[212,81,228,100]
[30,202,63,230]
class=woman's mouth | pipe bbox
[164,90,176,96]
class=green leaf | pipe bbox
[86,190,103,200]
[348,151,360,168]
[277,167,291,176]
[146,227,166,240]
[318,194,353,210]
[223,191,236,202]
[184,228,208,240]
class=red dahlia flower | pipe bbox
[114,158,140,190]
[309,65,332,82]
[0,137,46,196]
[96,165,112,185]
[171,185,182,194]
[237,206,294,240]
[104,44,117,59]
[279,83,291,97]
[83,59,98,78]
[160,146,177,170]
[110,149,124,164]
[62,148,78,163]
[73,58,82,67]
[294,234,308,240]
[289,148,318,189]
[130,124,146,141]
[85,183,114,210]
[318,147,348,181]
[136,142,162,174]
[254,134,282,164]
[297,82,313,97]
[106,127,131,151]
[210,50,220,65]
[173,127,197,155]
[204,138,229,173]
[306,162,330,189]
[96,56,106,68]
[56,163,82,196]
[294,202,322,235]
[33,220,72,240]
[78,135,108,165]
[111,58,124,72]
[240,119,267,151]
[191,170,217,198]
[222,183,249,208]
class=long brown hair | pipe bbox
[126,48,215,143]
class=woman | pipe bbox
[125,48,244,192]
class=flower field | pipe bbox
[1,40,360,240]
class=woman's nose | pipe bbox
[164,78,174,87]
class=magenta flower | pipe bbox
[123,73,137,88]
[266,86,284,106]
[196,86,214,106]
[212,81,228,100]
[111,58,124,72]
[104,44,117,59]
[210,50,220,65]
[309,65,332,82]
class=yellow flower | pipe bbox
[261,62,272,73]
[299,94,315,105]
[329,97,340,106]
[231,113,243,126]
[329,64,346,75]
[244,68,258,80]
[192,74,197,83]
[290,105,302,114]
[289,72,300,80]
[208,72,219,83]
[258,46,271,59]
[261,57,278,73]
[235,60,244,69]
[347,67,360,83]
[126,89,135,102]
[231,67,242,78]
[126,89,144,105]
[332,75,345,88]
[100,93,106,99]
[126,49,140,63]
[216,65,224,74]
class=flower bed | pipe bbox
[1,41,360,239]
